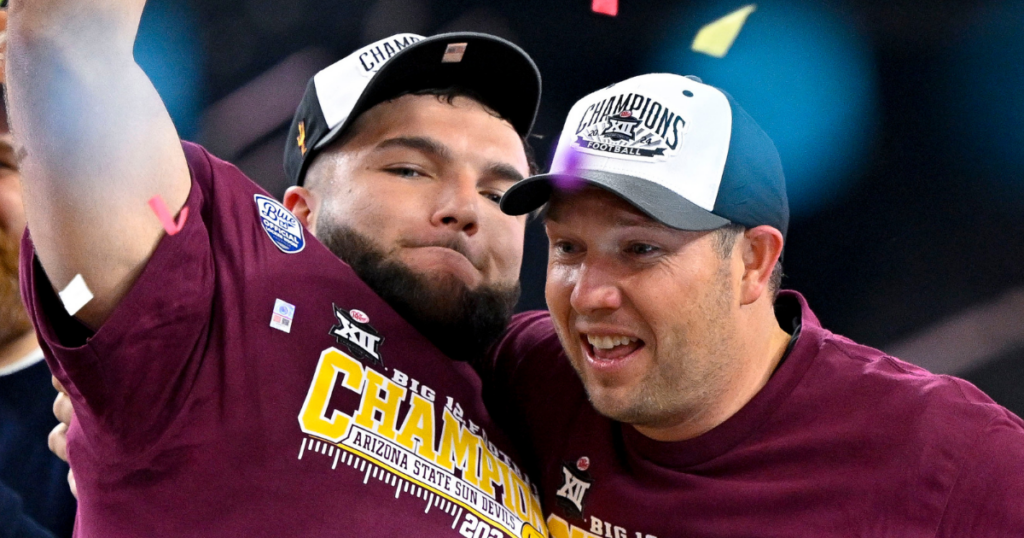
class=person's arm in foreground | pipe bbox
[7,0,188,329]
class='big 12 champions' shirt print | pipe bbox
[297,343,546,538]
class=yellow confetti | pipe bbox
[691,4,757,58]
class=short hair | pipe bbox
[712,223,784,300]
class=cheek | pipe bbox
[483,214,526,274]
[327,187,408,238]
[544,265,576,313]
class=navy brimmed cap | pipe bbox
[500,73,788,238]
[285,32,542,186]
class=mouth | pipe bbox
[401,245,485,288]
[581,333,645,365]
[402,238,483,271]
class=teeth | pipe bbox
[586,334,639,350]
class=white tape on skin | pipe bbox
[58,274,94,316]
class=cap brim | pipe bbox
[314,32,540,152]
[500,170,731,231]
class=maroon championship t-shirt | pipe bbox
[20,143,546,538]
[483,292,1024,538]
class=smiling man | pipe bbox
[9,0,545,533]
[484,73,1024,537]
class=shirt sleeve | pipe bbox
[0,480,57,538]
[19,145,215,454]
[935,409,1024,537]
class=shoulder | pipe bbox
[180,141,259,198]
[507,311,560,348]
[489,311,564,371]
[820,328,1011,422]
[790,291,1021,451]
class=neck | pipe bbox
[0,330,39,372]
[634,303,792,442]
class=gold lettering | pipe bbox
[547,515,601,538]
[477,445,503,497]
[395,392,438,460]
[353,369,408,439]
[297,349,364,442]
[436,408,482,487]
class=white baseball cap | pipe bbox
[500,73,789,238]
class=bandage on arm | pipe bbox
[6,0,191,330]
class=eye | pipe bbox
[626,243,659,256]
[552,240,581,256]
[481,191,503,204]
[385,166,424,179]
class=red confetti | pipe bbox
[147,195,189,236]
[592,0,618,16]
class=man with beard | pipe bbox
[0,7,76,536]
[9,0,546,534]
[485,73,1024,537]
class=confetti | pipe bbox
[592,0,618,17]
[692,4,756,58]
[147,195,189,236]
[59,274,94,317]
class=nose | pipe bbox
[569,259,623,315]
[431,173,480,236]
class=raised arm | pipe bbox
[6,0,190,329]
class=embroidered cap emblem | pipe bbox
[297,121,308,156]
[572,94,687,161]
[442,42,468,63]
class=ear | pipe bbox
[283,186,319,233]
[738,225,784,306]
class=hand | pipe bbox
[48,375,77,499]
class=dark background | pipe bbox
[135,0,1024,415]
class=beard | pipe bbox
[0,228,32,349]
[317,224,520,362]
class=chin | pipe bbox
[402,252,484,289]
[579,380,636,420]
[416,268,478,296]
[588,395,640,424]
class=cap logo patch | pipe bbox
[297,121,308,156]
[254,194,305,254]
[573,92,687,161]
[357,34,423,76]
[442,43,468,63]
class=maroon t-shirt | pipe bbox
[483,291,1024,537]
[20,143,546,538]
